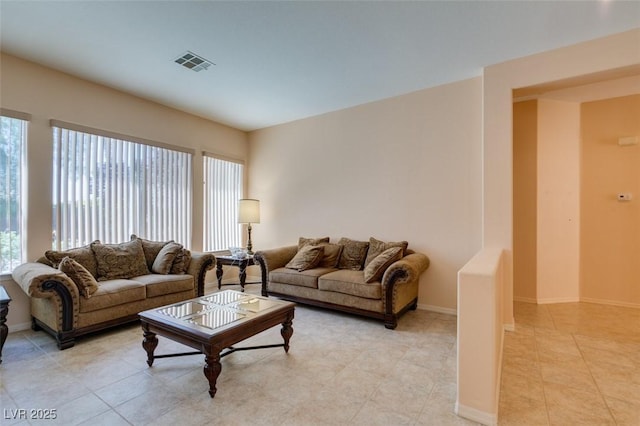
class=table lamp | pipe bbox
[238,199,260,255]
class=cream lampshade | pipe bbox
[238,199,260,254]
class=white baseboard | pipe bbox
[537,297,580,304]
[8,321,31,333]
[580,297,640,309]
[513,296,537,303]
[503,321,515,332]
[455,402,497,426]
[418,303,457,316]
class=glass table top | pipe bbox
[155,290,283,331]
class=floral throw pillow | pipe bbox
[364,247,403,283]
[286,245,325,271]
[91,239,149,281]
[59,256,99,298]
[336,238,369,270]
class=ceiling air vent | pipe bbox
[174,51,214,72]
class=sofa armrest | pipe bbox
[381,252,430,326]
[253,245,298,296]
[12,262,80,332]
[381,252,430,287]
[187,252,216,297]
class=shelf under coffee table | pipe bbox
[139,290,295,398]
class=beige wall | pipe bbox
[248,78,483,312]
[513,99,581,303]
[0,53,248,328]
[483,28,640,328]
[536,99,581,303]
[581,95,640,307]
[512,100,538,302]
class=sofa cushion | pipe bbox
[364,246,404,283]
[364,237,408,268]
[152,242,183,274]
[270,267,337,289]
[91,240,150,281]
[318,269,382,300]
[337,238,369,270]
[58,256,99,298]
[286,245,324,271]
[132,274,194,298]
[79,279,146,313]
[45,241,100,278]
[318,243,343,268]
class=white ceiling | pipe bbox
[1,1,639,131]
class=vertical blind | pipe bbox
[203,154,243,251]
[0,111,29,273]
[52,123,193,250]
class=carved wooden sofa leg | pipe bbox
[56,332,75,350]
[384,314,398,330]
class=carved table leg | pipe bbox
[0,286,11,364]
[203,347,222,398]
[280,312,294,353]
[239,260,248,292]
[142,326,158,367]
[216,263,224,290]
[0,302,8,364]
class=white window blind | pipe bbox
[52,122,193,250]
[203,154,243,252]
[0,110,29,274]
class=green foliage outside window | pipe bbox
[0,116,25,273]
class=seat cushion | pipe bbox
[270,267,337,289]
[79,279,146,313]
[318,269,382,300]
[133,274,194,298]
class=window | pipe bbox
[0,110,29,274]
[203,154,244,252]
[51,121,193,250]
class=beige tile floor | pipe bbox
[499,301,640,425]
[0,284,478,426]
[3,286,638,426]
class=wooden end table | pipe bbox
[0,285,11,364]
[216,255,256,292]
[139,290,294,398]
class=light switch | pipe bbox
[617,193,632,201]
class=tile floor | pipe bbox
[498,301,640,425]
[0,284,475,426]
[2,286,638,425]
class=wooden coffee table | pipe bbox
[139,290,295,398]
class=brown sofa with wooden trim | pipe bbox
[254,237,430,329]
[12,237,215,349]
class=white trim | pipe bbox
[503,322,515,332]
[537,297,580,304]
[580,297,640,309]
[417,303,457,316]
[513,296,537,303]
[8,322,31,333]
[455,403,497,426]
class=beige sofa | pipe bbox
[12,237,215,349]
[254,237,430,329]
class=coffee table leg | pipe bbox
[203,348,222,398]
[142,326,158,367]
[280,312,294,353]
